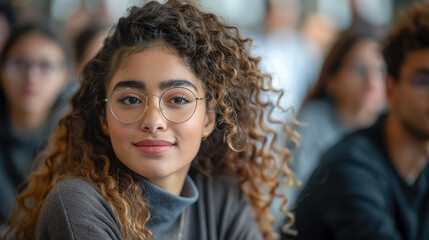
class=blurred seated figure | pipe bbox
[254,0,331,117]
[0,22,73,227]
[286,30,386,209]
[292,4,429,239]
[73,23,109,76]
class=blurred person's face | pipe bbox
[266,2,299,35]
[1,32,67,117]
[387,49,429,140]
[328,39,386,125]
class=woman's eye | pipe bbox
[169,96,190,105]
[14,58,30,71]
[120,97,142,105]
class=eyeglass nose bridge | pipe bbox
[142,94,167,117]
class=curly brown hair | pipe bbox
[383,3,429,81]
[5,1,294,239]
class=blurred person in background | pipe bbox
[255,0,333,115]
[292,3,429,239]
[0,22,74,229]
[286,29,386,210]
[62,0,112,41]
[256,0,338,232]
[73,23,109,76]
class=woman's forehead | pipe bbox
[107,48,203,94]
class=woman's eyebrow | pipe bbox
[159,79,198,91]
[112,79,198,92]
[113,80,145,91]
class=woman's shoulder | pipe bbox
[296,99,342,140]
[51,177,98,193]
[42,177,117,218]
[298,99,336,122]
[44,177,103,205]
[37,177,123,239]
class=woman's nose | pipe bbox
[139,95,168,133]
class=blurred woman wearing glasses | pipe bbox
[285,30,387,211]
[5,1,293,239]
[0,23,73,228]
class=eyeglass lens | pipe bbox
[109,87,199,123]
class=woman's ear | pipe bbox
[202,100,216,139]
[100,116,110,136]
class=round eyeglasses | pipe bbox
[103,87,206,124]
[5,57,65,78]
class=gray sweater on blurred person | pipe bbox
[0,86,73,228]
[36,171,263,240]
[0,110,62,225]
[286,99,348,209]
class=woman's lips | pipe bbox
[134,139,174,154]
[23,87,37,98]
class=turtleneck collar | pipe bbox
[136,175,199,233]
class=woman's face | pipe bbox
[104,47,215,187]
[329,39,386,119]
[1,32,67,116]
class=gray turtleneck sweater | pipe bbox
[35,173,263,240]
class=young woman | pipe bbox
[5,1,292,239]
[0,23,73,227]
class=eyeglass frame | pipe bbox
[103,87,206,124]
[4,57,66,77]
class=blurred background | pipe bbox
[0,0,424,113]
[0,0,421,35]
[0,0,427,234]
